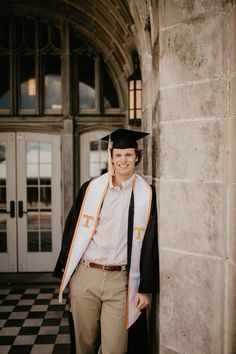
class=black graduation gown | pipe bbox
[53,180,159,354]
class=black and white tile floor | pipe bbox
[0,286,71,354]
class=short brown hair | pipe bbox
[135,149,142,166]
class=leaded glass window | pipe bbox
[0,15,120,116]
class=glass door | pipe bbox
[0,133,17,272]
[0,132,61,272]
[80,130,109,185]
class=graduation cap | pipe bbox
[101,128,149,149]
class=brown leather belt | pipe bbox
[80,259,127,271]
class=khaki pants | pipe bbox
[70,264,128,354]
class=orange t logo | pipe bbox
[134,227,144,240]
[82,214,94,228]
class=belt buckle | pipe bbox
[121,265,127,272]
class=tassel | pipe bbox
[107,135,115,177]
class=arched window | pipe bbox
[70,31,120,115]
[103,63,119,109]
[78,54,96,110]
[0,15,120,116]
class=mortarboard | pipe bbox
[101,128,149,149]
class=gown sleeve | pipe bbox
[138,185,159,293]
[127,186,159,354]
[53,181,90,279]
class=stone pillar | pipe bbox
[62,118,73,222]
[61,21,73,222]
[228,4,236,353]
[127,0,154,180]
[142,49,154,181]
[156,1,232,353]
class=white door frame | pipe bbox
[0,132,61,272]
[0,133,17,272]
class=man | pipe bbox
[53,128,159,354]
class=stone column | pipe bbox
[157,1,231,353]
[228,4,236,354]
[61,22,73,222]
[62,118,74,222]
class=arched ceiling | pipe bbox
[0,0,136,79]
[0,0,139,111]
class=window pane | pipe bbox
[101,150,108,163]
[41,231,52,252]
[24,19,36,49]
[0,142,6,166]
[79,55,95,109]
[0,187,6,209]
[27,142,39,163]
[40,212,51,230]
[27,178,38,186]
[90,163,101,178]
[70,32,84,51]
[101,141,108,151]
[40,178,51,186]
[27,212,39,231]
[27,187,39,209]
[0,143,6,209]
[44,55,62,111]
[20,56,36,109]
[89,139,108,177]
[0,219,7,252]
[90,141,98,151]
[136,80,142,90]
[90,151,99,163]
[100,163,107,175]
[51,25,61,49]
[0,231,7,252]
[27,164,39,179]
[28,231,39,252]
[40,187,51,209]
[39,164,51,179]
[0,56,10,109]
[136,109,142,119]
[136,89,142,110]
[129,80,134,90]
[27,213,39,230]
[39,22,48,49]
[103,65,119,109]
[129,110,134,119]
[0,17,10,49]
[14,17,24,49]
[0,179,6,186]
[129,90,134,110]
[39,143,52,163]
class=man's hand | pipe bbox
[135,293,150,311]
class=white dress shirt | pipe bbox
[83,175,134,265]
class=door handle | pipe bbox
[10,201,15,218]
[18,201,26,218]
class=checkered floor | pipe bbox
[0,286,71,354]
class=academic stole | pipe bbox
[58,172,152,328]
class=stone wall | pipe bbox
[228,3,236,353]
[134,0,236,353]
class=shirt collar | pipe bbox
[109,174,135,190]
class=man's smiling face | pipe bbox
[112,148,137,180]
